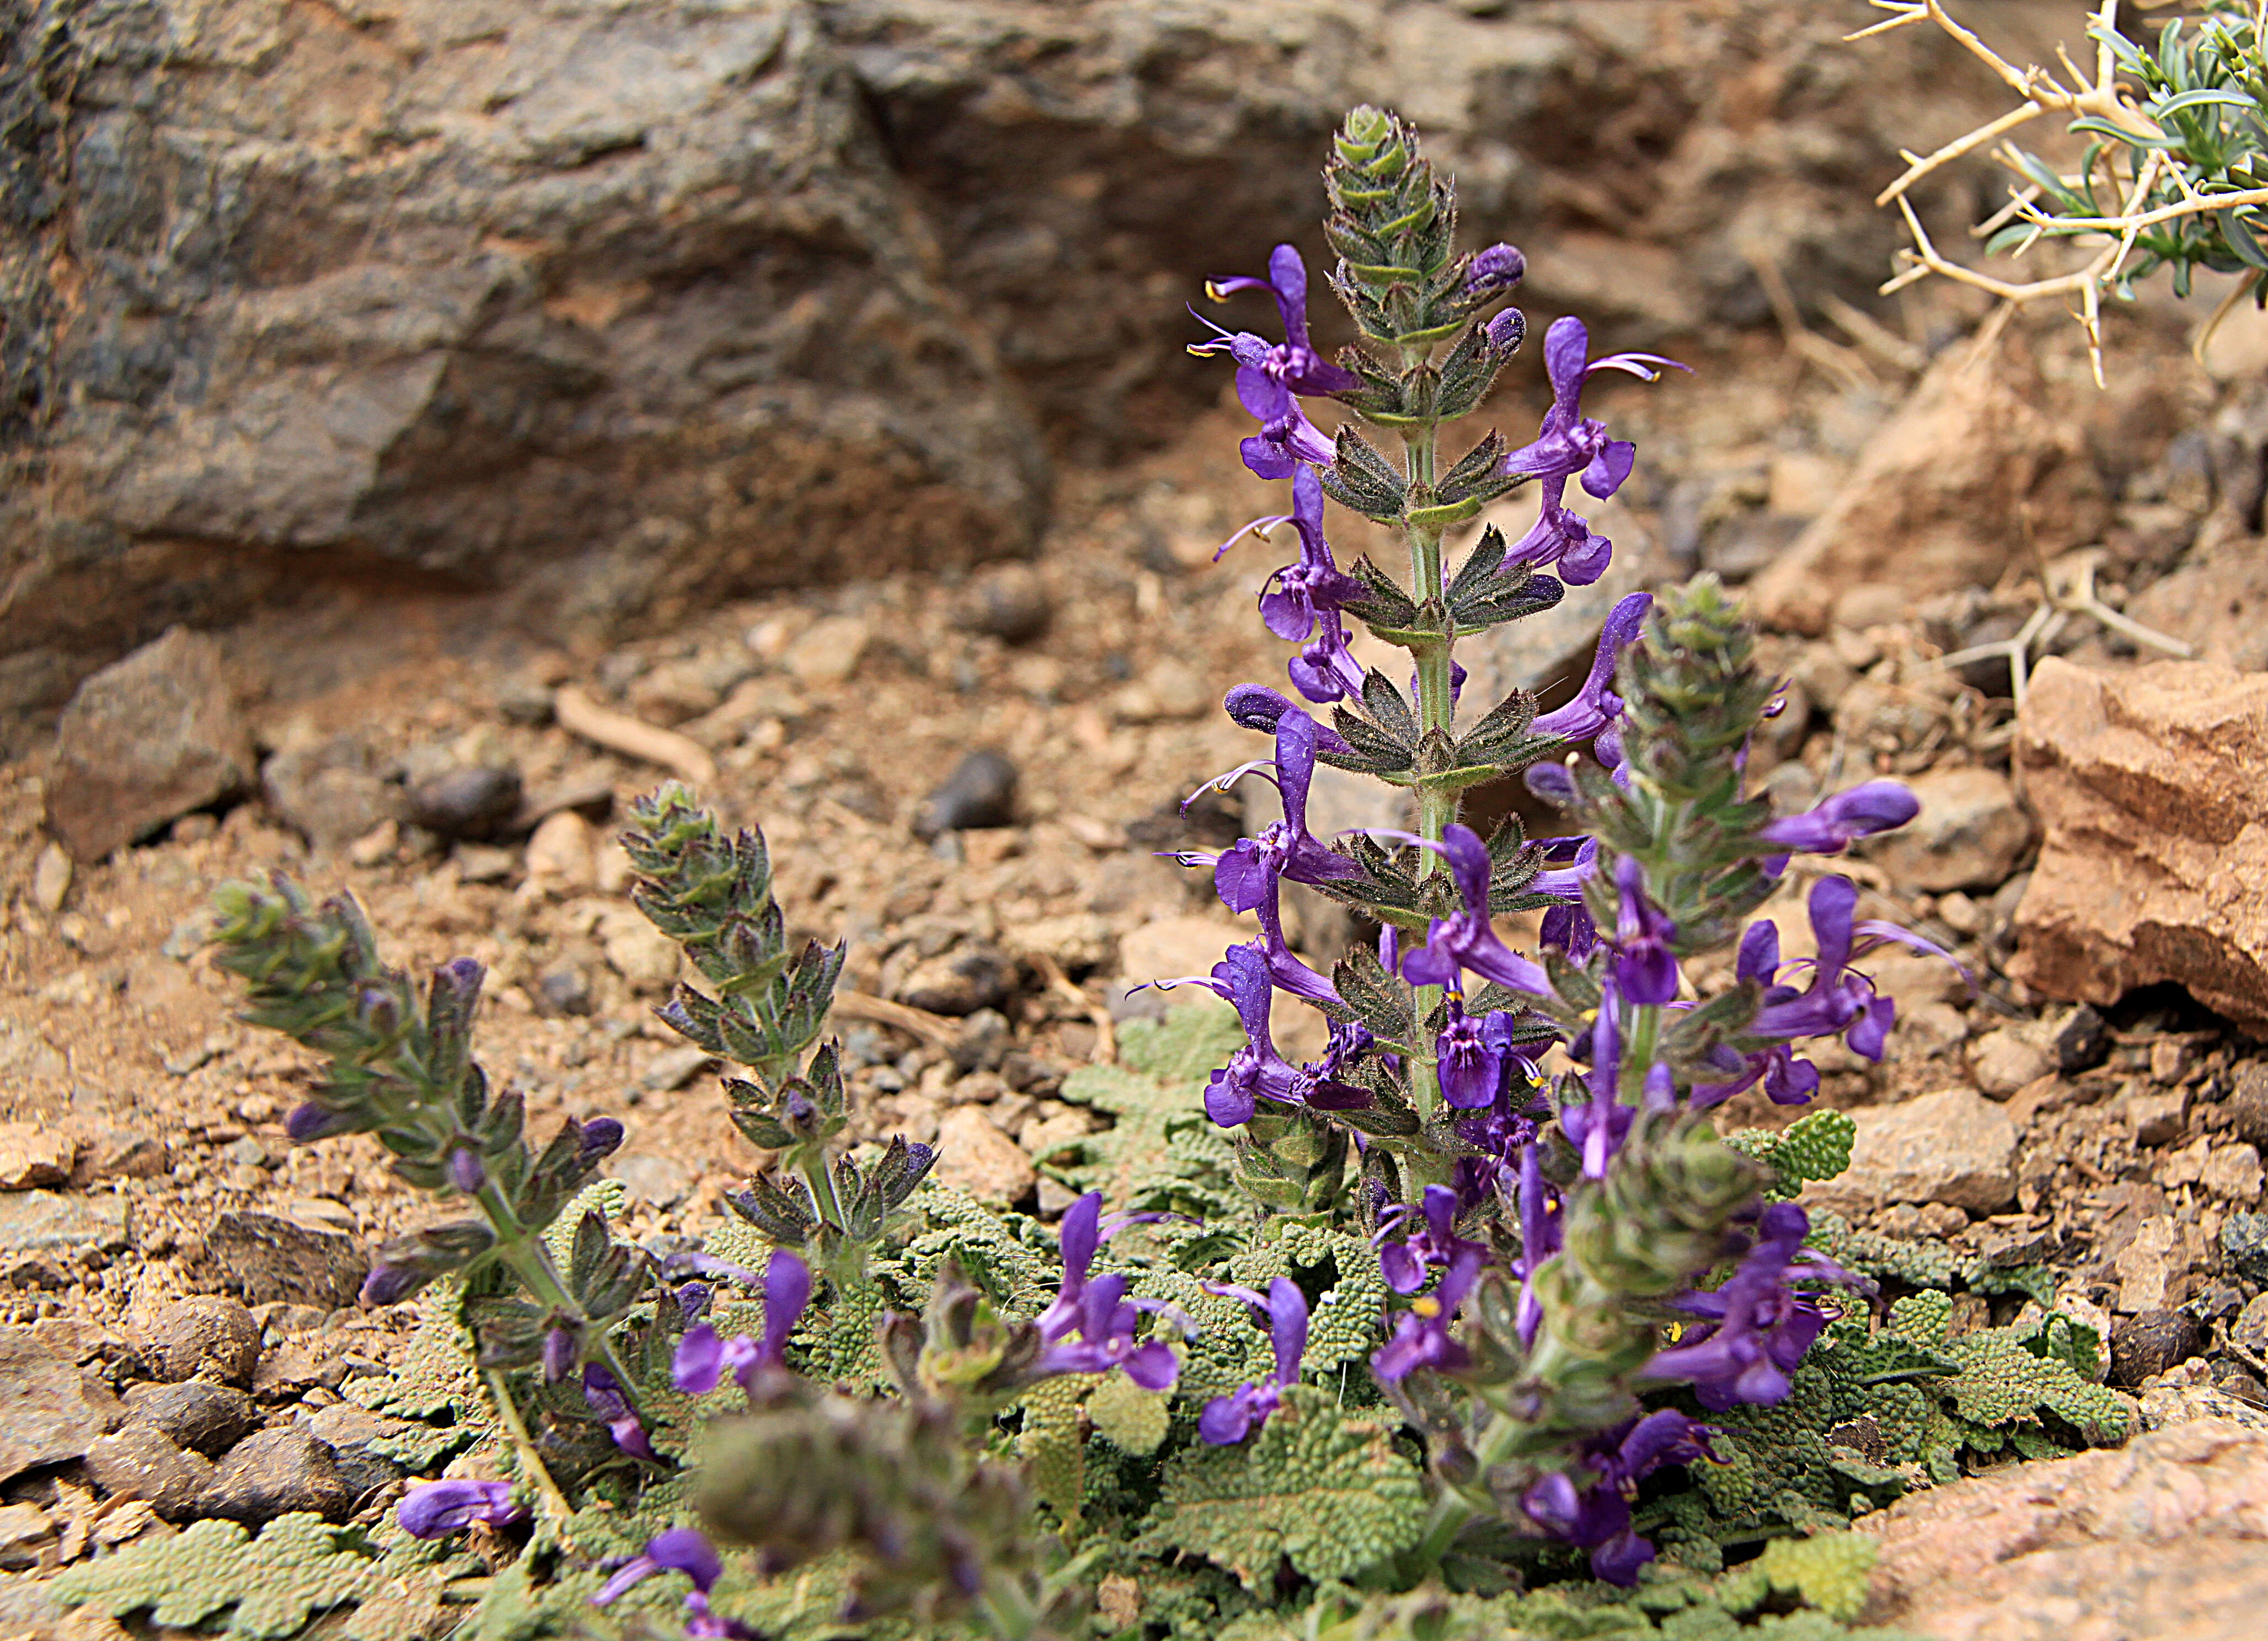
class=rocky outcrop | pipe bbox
[2012,657,2268,1032]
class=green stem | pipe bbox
[1402,405,1456,1124]
[484,1366,573,1523]
[479,1181,640,1407]
[800,1151,848,1235]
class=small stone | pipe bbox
[294,1405,406,1498]
[46,628,255,862]
[1865,766,2032,892]
[598,908,681,990]
[951,1009,1011,1074]
[2111,1308,2205,1388]
[69,1127,166,1186]
[524,811,595,892]
[1111,660,1210,723]
[2228,1064,2268,1149]
[896,945,1015,1017]
[932,1106,1037,1206]
[0,1327,124,1483]
[2234,1291,2268,1357]
[2151,1038,2194,1085]
[2235,1220,2268,1309]
[2055,1003,2115,1072]
[958,563,1052,644]
[261,737,406,852]
[2116,1215,2184,1313]
[406,765,522,840]
[1006,913,1115,973]
[83,1425,216,1520]
[1967,1216,2057,1267]
[913,749,1019,838]
[536,967,595,1018]
[1967,1027,2052,1098]
[2128,1088,2192,1147]
[30,844,71,914]
[222,1134,271,1170]
[1805,1088,2018,1215]
[782,615,873,687]
[0,1124,76,1190]
[0,1501,54,1569]
[637,1045,714,1093]
[611,1153,693,1209]
[2203,1142,2266,1203]
[0,1189,131,1254]
[207,1209,368,1309]
[122,1379,258,1457]
[200,1426,355,1522]
[454,842,517,884]
[495,674,557,726]
[137,1295,263,1387]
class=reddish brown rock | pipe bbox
[1858,1419,2268,1641]
[1751,329,2106,635]
[2011,658,2268,1032]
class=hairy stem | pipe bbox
[1403,407,1452,1124]
[480,1181,639,1407]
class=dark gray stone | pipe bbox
[2111,1308,2205,1389]
[2224,1210,2268,1286]
[208,1209,368,1311]
[200,1427,355,1524]
[0,1327,124,1483]
[137,1295,263,1388]
[406,765,523,840]
[958,564,1052,645]
[913,750,1018,839]
[296,1406,406,1501]
[83,1425,216,1521]
[122,1378,259,1458]
[2056,1004,2112,1076]
[896,944,1016,1017]
[44,629,253,862]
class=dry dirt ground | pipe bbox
[6,291,2268,1622]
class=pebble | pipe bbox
[2222,1210,2268,1285]
[406,765,523,839]
[2228,1063,2268,1149]
[598,908,681,991]
[260,737,405,852]
[1967,1027,2053,1098]
[895,944,1015,1017]
[0,1327,124,1484]
[782,615,873,687]
[611,1152,693,1209]
[913,749,1019,838]
[1005,912,1115,973]
[122,1379,258,1457]
[636,1044,714,1092]
[536,967,596,1017]
[2234,1291,2268,1358]
[957,563,1052,644]
[932,1106,1037,1206]
[1110,660,1211,723]
[0,1124,76,1191]
[83,1425,216,1520]
[2110,1308,2205,1388]
[524,809,596,892]
[30,844,71,914]
[2128,1088,2192,1148]
[199,1426,355,1523]
[207,1208,368,1310]
[294,1404,405,1498]
[138,1296,264,1387]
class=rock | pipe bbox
[45,629,254,862]
[295,1404,408,1499]
[82,1425,216,1521]
[611,1153,693,1210]
[2013,658,2268,1031]
[523,811,595,893]
[2139,1379,2268,1438]
[1751,329,2107,634]
[137,1296,264,1387]
[406,765,523,841]
[782,617,875,688]
[2236,1291,2268,1358]
[0,1124,76,1190]
[896,944,1016,1017]
[1804,1088,2018,1216]
[913,750,1019,838]
[30,843,70,914]
[637,1045,715,1094]
[2230,1065,2268,1149]
[121,1379,258,1458]
[932,1106,1037,1207]
[2116,1215,2187,1315]
[536,967,596,1018]
[1968,1028,2053,1099]
[2056,1004,2112,1075]
[1111,661,1211,723]
[200,1427,355,1524]
[2202,1143,2264,1203]
[0,1501,55,1570]
[958,564,1052,644]
[0,1189,131,1254]
[207,1209,369,1310]
[71,1126,168,1186]
[1865,766,2031,893]
[0,1327,124,1483]
[260,736,406,852]
[1858,1418,2268,1640]
[597,908,682,991]
[2128,1088,2192,1148]
[2125,541,2268,673]
[2111,1308,2205,1388]
[1111,915,1248,1018]
[1005,913,1115,974]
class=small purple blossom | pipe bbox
[673,1249,814,1401]
[397,1478,526,1539]
[1608,855,1679,1006]
[1756,780,1919,859]
[592,1527,758,1639]
[1522,1410,1721,1585]
[1532,593,1651,744]
[1177,705,1362,916]
[1030,1192,1183,1390]
[1371,1244,1484,1384]
[542,1326,577,1385]
[1286,604,1369,704]
[286,1102,355,1142]
[1376,1184,1489,1295]
[1464,242,1527,294]
[583,1363,657,1462]
[1390,824,1554,1000]
[446,1146,486,1194]
[1223,684,1357,757]
[1254,468,1368,645]
[1165,945,1366,1127]
[1192,244,1361,398]
[1197,1277,1307,1444]
[576,1116,625,1164]
[1644,1203,1861,1409]
[1497,319,1687,586]
[1435,1001,1518,1111]
[359,1262,422,1307]
[1513,1141,1562,1346]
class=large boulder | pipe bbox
[2012,658,2268,1033]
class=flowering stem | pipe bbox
[1404,403,1454,1124]
[482,1365,574,1523]
[475,1178,640,1409]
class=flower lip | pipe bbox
[398,1478,526,1539]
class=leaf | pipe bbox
[1755,1532,1878,1622]
[1054,1005,1244,1214]
[1138,1387,1426,1589]
[1087,1372,1171,1455]
[53,1515,408,1640]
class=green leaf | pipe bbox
[52,1515,408,1639]
[1053,1005,1245,1214]
[1138,1387,1426,1588]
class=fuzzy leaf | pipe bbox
[1054,1005,1244,1214]
[53,1515,405,1639]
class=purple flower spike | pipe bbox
[1386,824,1554,1000]
[1756,780,1920,856]
[577,1117,625,1163]
[1608,855,1680,1006]
[1193,244,1361,397]
[286,1102,355,1143]
[1198,1277,1308,1444]
[397,1478,526,1539]
[1644,1203,1862,1409]
[1532,594,1652,743]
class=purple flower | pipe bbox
[1560,982,1638,1179]
[1532,593,1651,743]
[1371,1245,1485,1384]
[1522,1411,1720,1585]
[1286,605,1369,704]
[1644,1203,1860,1409]
[542,1326,577,1385]
[1028,1192,1184,1391]
[1512,1141,1562,1346]
[1608,855,1679,1006]
[1692,919,1823,1108]
[1756,780,1919,858]
[397,1478,526,1539]
[1748,876,1943,1060]
[359,1262,424,1307]
[1197,1277,1307,1444]
[1253,467,1367,645]
[1192,244,1361,398]
[1223,684,1357,758]
[1435,1001,1520,1111]
[1165,945,1366,1127]
[286,1102,356,1142]
[1376,1184,1489,1295]
[592,1527,758,1639]
[1464,242,1527,294]
[1179,706,1363,916]
[1497,319,1687,586]
[673,1249,814,1401]
[446,1146,486,1194]
[1390,824,1554,1000]
[583,1363,658,1462]
[1449,1021,1549,1204]
[576,1116,625,1163]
